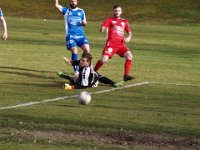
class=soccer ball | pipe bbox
[77,91,91,105]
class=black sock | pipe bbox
[99,76,115,85]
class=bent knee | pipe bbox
[100,56,109,64]
[124,51,133,60]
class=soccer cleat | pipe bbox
[57,71,69,79]
[63,56,70,64]
[113,81,124,88]
[123,74,135,81]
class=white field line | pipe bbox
[150,81,200,87]
[0,81,149,110]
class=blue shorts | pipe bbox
[66,35,89,50]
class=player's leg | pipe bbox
[79,36,90,53]
[94,55,109,72]
[70,47,79,75]
[57,71,70,79]
[98,75,123,87]
[81,44,90,53]
[122,51,135,81]
[66,36,79,74]
[57,71,77,85]
[94,45,115,72]
[117,45,135,81]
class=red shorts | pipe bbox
[102,41,130,58]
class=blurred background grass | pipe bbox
[1,0,200,24]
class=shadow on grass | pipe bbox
[0,66,55,73]
[0,66,65,88]
[0,70,55,79]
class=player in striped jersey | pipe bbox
[57,53,122,90]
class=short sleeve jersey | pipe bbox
[62,7,86,36]
[0,8,3,17]
[101,17,131,44]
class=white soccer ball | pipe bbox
[77,91,91,105]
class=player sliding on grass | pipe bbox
[94,4,135,81]
[55,0,90,76]
[57,52,123,90]
[0,8,8,40]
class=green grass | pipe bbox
[0,18,200,149]
[1,0,200,24]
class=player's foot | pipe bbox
[113,81,124,88]
[123,74,135,81]
[63,56,70,64]
[57,71,69,79]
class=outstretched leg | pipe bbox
[98,75,123,87]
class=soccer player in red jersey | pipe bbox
[94,4,135,81]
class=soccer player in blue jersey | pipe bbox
[0,8,8,40]
[55,0,90,76]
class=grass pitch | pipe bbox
[0,18,200,150]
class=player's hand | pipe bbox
[124,37,130,43]
[64,83,74,90]
[2,32,8,40]
[82,20,87,26]
[63,56,71,65]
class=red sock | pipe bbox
[124,59,132,75]
[94,60,104,72]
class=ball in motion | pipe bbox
[77,91,91,105]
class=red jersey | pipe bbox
[101,17,131,44]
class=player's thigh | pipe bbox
[78,37,90,52]
[117,45,132,59]
[81,44,90,53]
[123,51,132,60]
[66,36,77,50]
[103,46,116,58]
[100,55,109,63]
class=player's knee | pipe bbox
[124,51,132,60]
[100,59,106,64]
[82,44,90,53]
[128,53,133,60]
[100,57,108,64]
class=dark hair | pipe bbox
[113,4,121,10]
[82,52,92,62]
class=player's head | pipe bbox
[69,0,78,9]
[113,4,122,18]
[79,52,92,67]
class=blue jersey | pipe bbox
[62,7,86,36]
[0,8,3,17]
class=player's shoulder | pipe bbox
[76,7,85,12]
[120,18,130,24]
[120,17,128,22]
[105,17,114,22]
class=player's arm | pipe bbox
[0,16,8,40]
[100,26,107,32]
[54,0,62,12]
[82,10,87,26]
[100,18,110,32]
[124,21,132,43]
[124,31,132,43]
